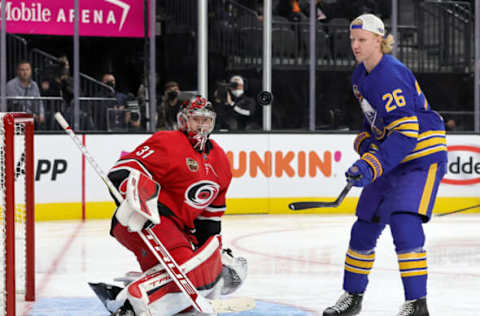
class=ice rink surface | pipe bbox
[20,214,480,315]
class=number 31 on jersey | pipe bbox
[136,146,155,159]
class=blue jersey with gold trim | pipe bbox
[352,54,447,176]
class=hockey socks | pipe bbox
[397,249,427,300]
[343,248,375,294]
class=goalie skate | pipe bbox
[89,282,255,314]
[88,282,125,313]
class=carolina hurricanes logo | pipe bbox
[184,180,220,209]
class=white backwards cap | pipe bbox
[350,14,385,37]
[230,75,244,85]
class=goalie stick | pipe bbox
[289,182,353,210]
[54,112,255,314]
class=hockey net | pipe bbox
[0,113,35,315]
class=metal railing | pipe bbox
[30,48,115,97]
[5,96,146,132]
[5,33,28,80]
[164,0,473,73]
[438,110,475,132]
[415,0,473,72]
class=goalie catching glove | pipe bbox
[221,248,248,295]
[115,169,161,232]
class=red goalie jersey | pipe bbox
[108,130,232,244]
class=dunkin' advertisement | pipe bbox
[0,0,145,37]
[32,134,480,219]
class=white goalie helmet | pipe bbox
[177,95,216,151]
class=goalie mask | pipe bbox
[177,96,216,152]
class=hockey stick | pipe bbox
[54,112,255,314]
[288,182,353,210]
[436,204,480,217]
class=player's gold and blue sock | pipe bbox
[343,247,376,293]
[390,212,427,300]
[397,249,427,300]
[343,219,385,294]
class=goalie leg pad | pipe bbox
[122,234,223,315]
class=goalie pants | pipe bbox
[111,216,223,313]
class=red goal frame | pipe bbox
[2,113,35,315]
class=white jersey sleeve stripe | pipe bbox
[197,215,221,222]
[205,206,226,213]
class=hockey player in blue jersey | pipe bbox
[323,14,447,316]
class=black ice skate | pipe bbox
[88,282,123,310]
[111,299,135,316]
[397,298,429,316]
[323,292,363,316]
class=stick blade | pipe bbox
[210,297,256,313]
[289,201,338,210]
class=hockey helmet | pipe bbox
[177,95,216,151]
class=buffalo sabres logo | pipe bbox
[185,180,220,209]
[351,18,363,26]
[353,84,386,140]
[352,85,363,102]
[186,158,199,172]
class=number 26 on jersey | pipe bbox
[382,89,406,112]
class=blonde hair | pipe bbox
[381,34,395,54]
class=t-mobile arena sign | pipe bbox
[0,0,145,37]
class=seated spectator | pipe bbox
[157,81,183,130]
[275,0,307,22]
[99,73,139,131]
[39,78,57,97]
[6,60,45,129]
[213,75,258,131]
[102,73,129,108]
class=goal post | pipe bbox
[0,113,35,315]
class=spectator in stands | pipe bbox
[39,78,57,97]
[102,73,129,108]
[47,55,73,102]
[254,2,264,22]
[100,73,140,131]
[48,56,95,130]
[157,81,183,130]
[275,0,307,22]
[299,0,327,21]
[444,117,457,131]
[213,75,258,131]
[6,60,45,129]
